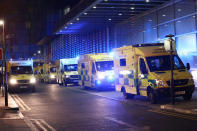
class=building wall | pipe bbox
[51,28,115,61]
[115,0,197,69]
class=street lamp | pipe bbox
[0,20,4,25]
[0,19,8,106]
[37,50,41,54]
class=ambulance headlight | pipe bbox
[30,77,36,83]
[10,79,17,85]
[97,73,105,79]
[50,74,55,79]
[155,79,164,87]
[97,80,101,85]
[66,75,70,78]
[108,75,114,80]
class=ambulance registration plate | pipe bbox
[20,86,27,88]
[175,91,185,95]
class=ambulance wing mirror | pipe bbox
[186,63,190,70]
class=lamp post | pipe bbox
[0,19,8,106]
[165,34,175,105]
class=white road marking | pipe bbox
[34,120,47,131]
[67,87,121,101]
[11,94,31,111]
[19,112,24,119]
[24,118,38,131]
[39,119,56,131]
[30,119,56,131]
[105,117,151,131]
[11,95,26,111]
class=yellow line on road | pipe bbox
[11,95,26,111]
[11,94,31,111]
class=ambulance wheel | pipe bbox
[63,81,67,86]
[183,92,192,101]
[122,88,134,99]
[82,82,87,89]
[147,89,157,104]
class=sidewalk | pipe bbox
[0,93,31,131]
[161,90,197,115]
[0,94,19,110]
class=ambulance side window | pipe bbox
[81,63,85,69]
[92,63,96,74]
[120,59,126,66]
[140,58,148,74]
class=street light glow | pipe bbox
[0,20,4,25]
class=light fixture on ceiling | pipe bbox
[76,18,80,21]
[118,13,122,16]
[108,18,112,21]
[130,7,135,10]
[84,12,88,15]
[93,6,96,9]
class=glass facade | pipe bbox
[51,0,197,70]
[115,0,197,69]
[51,29,115,61]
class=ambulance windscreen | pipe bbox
[50,67,56,73]
[146,55,185,72]
[96,61,114,71]
[64,64,78,71]
[11,66,33,74]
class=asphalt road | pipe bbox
[9,83,197,131]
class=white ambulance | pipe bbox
[78,53,115,89]
[56,58,79,86]
[7,59,36,92]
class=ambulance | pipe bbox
[7,59,36,92]
[33,59,44,82]
[78,53,115,89]
[42,63,56,83]
[56,58,79,86]
[113,43,195,103]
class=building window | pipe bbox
[175,0,195,18]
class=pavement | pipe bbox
[0,90,31,131]
[0,94,19,110]
[160,91,197,116]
